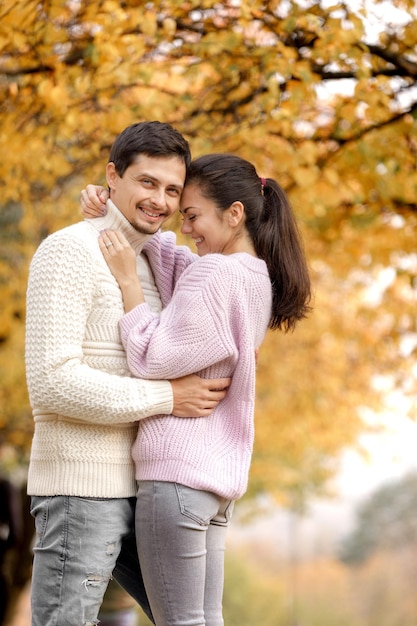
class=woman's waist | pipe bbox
[134,406,254,457]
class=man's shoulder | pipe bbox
[46,220,93,241]
[31,221,100,270]
[36,221,97,252]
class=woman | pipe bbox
[82,153,311,626]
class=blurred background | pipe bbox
[0,0,416,624]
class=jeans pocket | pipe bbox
[221,499,235,524]
[30,495,52,546]
[175,483,233,527]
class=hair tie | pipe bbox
[260,177,266,196]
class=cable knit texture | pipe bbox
[25,201,173,498]
[123,231,272,500]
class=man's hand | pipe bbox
[171,374,231,417]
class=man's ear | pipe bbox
[227,201,244,227]
[106,162,118,190]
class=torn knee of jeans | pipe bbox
[81,574,107,591]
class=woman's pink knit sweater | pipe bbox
[120,231,272,500]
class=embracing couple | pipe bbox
[25,121,311,626]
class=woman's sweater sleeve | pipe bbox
[25,232,173,423]
[119,257,241,379]
[143,231,197,304]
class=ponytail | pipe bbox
[186,154,312,332]
[250,179,311,331]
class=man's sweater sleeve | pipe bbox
[25,233,173,423]
[119,258,241,379]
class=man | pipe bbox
[25,121,230,626]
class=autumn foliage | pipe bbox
[0,0,416,503]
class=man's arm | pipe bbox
[171,375,231,417]
[26,231,227,422]
[26,232,170,423]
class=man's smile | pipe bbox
[138,205,165,220]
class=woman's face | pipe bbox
[180,184,233,256]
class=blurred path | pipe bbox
[8,584,30,626]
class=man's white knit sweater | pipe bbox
[25,200,173,498]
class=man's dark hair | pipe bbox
[109,121,191,177]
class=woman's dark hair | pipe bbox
[109,121,191,176]
[185,153,312,332]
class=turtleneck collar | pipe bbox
[85,198,155,254]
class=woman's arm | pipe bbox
[119,258,245,380]
[143,232,197,304]
[81,184,109,218]
[98,229,145,312]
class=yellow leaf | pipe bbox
[140,10,158,36]
[163,17,177,36]
[298,141,319,165]
[293,166,320,187]
[323,169,340,186]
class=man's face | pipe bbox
[106,154,186,234]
